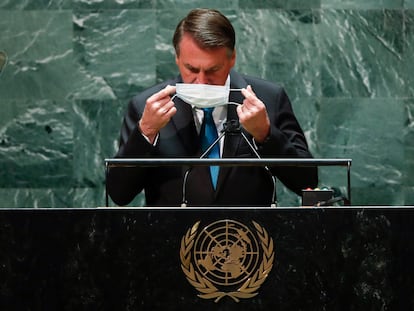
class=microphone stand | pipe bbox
[181,120,278,208]
[224,121,278,208]
[181,130,226,207]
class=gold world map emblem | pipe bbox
[180,219,274,302]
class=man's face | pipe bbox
[175,33,236,85]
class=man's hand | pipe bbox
[237,85,271,143]
[139,85,177,144]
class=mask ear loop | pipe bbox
[227,102,241,106]
[228,88,243,106]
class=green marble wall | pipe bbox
[0,0,413,207]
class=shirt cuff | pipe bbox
[138,122,159,146]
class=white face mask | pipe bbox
[173,83,231,108]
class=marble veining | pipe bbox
[0,1,413,207]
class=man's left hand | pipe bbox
[238,85,271,143]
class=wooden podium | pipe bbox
[1,206,414,310]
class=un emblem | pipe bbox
[180,219,274,302]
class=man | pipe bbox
[107,8,318,207]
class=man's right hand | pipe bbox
[138,85,177,144]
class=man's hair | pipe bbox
[172,8,235,57]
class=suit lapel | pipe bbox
[223,71,248,158]
[216,72,248,192]
[165,76,200,156]
[170,97,199,155]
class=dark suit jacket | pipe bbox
[107,70,318,206]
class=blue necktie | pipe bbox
[200,108,220,189]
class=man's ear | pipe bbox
[175,53,179,66]
[230,50,236,67]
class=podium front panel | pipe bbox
[0,207,413,310]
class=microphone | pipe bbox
[0,51,7,75]
[181,119,278,208]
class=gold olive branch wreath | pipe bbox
[180,220,274,303]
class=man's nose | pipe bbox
[194,71,208,84]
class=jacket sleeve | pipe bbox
[256,86,318,195]
[106,96,157,206]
